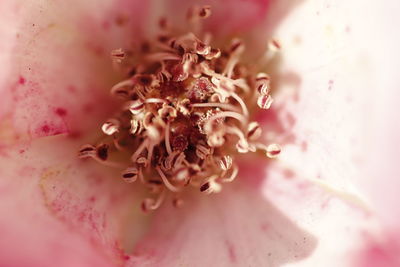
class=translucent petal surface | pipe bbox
[260,0,400,266]
[0,136,145,266]
[128,181,316,267]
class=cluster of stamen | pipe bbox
[79,6,281,212]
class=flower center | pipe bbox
[78,5,280,212]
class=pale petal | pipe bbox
[0,0,149,141]
[127,181,316,267]
[257,0,400,266]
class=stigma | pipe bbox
[78,6,281,212]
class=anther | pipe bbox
[102,119,120,135]
[200,177,221,194]
[266,143,281,158]
[236,138,252,153]
[177,98,191,116]
[196,143,212,159]
[136,157,148,167]
[269,39,281,51]
[130,118,142,135]
[221,165,239,183]
[255,73,271,95]
[219,155,233,171]
[247,122,262,141]
[127,99,145,115]
[111,48,125,63]
[257,94,273,110]
[199,5,212,19]
[158,104,177,122]
[229,39,245,55]
[173,167,190,184]
[78,144,96,159]
[204,48,221,60]
[207,133,225,147]
[121,167,139,183]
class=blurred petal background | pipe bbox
[0,0,399,267]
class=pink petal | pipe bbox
[166,0,269,33]
[258,0,400,266]
[164,0,301,35]
[0,135,148,266]
[128,181,316,267]
[0,0,148,141]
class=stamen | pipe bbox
[101,119,120,135]
[221,165,239,183]
[141,189,166,212]
[203,111,247,134]
[255,143,282,158]
[156,166,182,192]
[113,136,127,152]
[121,167,139,183]
[79,5,282,211]
[145,98,169,104]
[247,122,262,141]
[230,91,249,117]
[165,122,172,155]
[131,139,149,162]
[266,143,281,158]
[219,155,233,171]
[255,73,271,95]
[196,143,212,159]
[200,176,221,194]
[127,99,145,115]
[111,48,125,63]
[78,144,125,168]
[145,52,181,62]
[130,118,142,135]
[173,167,190,184]
[257,94,273,110]
[190,102,241,112]
[110,79,133,99]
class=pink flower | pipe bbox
[0,0,399,267]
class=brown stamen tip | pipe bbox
[78,144,96,158]
[79,4,282,212]
[199,6,212,19]
[122,167,139,183]
[200,179,221,194]
[200,182,210,192]
[96,144,109,161]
